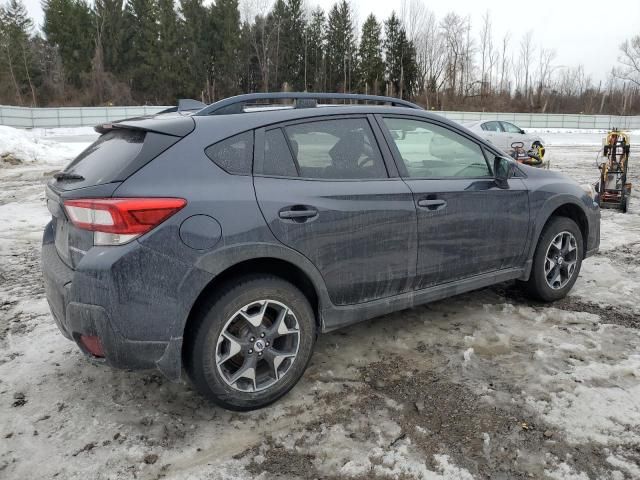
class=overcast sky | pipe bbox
[21,0,640,83]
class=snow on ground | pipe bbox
[0,126,95,167]
[0,129,639,479]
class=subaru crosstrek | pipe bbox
[42,93,600,410]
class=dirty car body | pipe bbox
[41,93,599,409]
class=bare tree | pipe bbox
[534,47,556,111]
[400,0,426,44]
[479,10,492,100]
[614,36,640,87]
[519,30,535,100]
[242,0,279,92]
[498,32,511,94]
[440,12,467,103]
[413,9,445,107]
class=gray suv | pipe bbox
[41,93,600,410]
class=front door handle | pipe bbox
[417,199,447,211]
[278,207,318,220]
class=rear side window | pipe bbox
[264,128,298,177]
[205,131,253,175]
[284,118,387,179]
[64,129,145,185]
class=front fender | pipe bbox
[521,189,596,280]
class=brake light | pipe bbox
[64,198,186,245]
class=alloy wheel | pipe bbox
[544,231,578,290]
[216,299,300,392]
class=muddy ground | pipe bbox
[0,132,639,479]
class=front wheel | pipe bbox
[184,275,316,410]
[523,217,583,302]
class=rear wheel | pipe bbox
[184,275,316,410]
[523,217,583,302]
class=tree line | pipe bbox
[1,0,639,114]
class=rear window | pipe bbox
[64,129,146,185]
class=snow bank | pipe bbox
[0,125,91,166]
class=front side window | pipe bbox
[283,118,387,179]
[383,117,491,178]
[482,121,503,132]
[205,131,253,175]
[501,122,522,134]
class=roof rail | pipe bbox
[195,92,422,116]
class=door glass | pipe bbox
[284,118,387,179]
[482,121,503,132]
[263,128,298,177]
[501,122,522,134]
[383,117,491,178]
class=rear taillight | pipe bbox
[64,198,186,246]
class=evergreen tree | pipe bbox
[123,0,160,101]
[157,0,182,102]
[358,14,383,95]
[42,0,94,87]
[93,0,126,75]
[280,0,305,90]
[325,0,355,92]
[179,0,209,99]
[268,0,286,90]
[0,0,38,105]
[209,0,241,99]
[384,11,417,99]
[305,7,325,91]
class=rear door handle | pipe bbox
[278,207,318,220]
[417,199,447,211]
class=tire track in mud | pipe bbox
[241,354,612,480]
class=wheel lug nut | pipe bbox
[250,337,255,342]
[248,349,253,354]
[260,333,265,338]
[258,352,262,356]
[266,341,270,347]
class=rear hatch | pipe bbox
[47,113,195,268]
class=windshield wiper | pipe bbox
[53,172,85,181]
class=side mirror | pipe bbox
[493,156,511,189]
[520,129,526,134]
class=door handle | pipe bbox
[278,207,318,220]
[417,199,447,211]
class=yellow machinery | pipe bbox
[596,129,632,213]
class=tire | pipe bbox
[523,217,583,302]
[184,275,316,411]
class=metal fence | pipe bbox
[0,105,170,128]
[1,104,640,130]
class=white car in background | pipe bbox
[465,120,546,159]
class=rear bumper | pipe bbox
[41,221,185,378]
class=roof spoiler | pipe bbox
[94,115,195,137]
